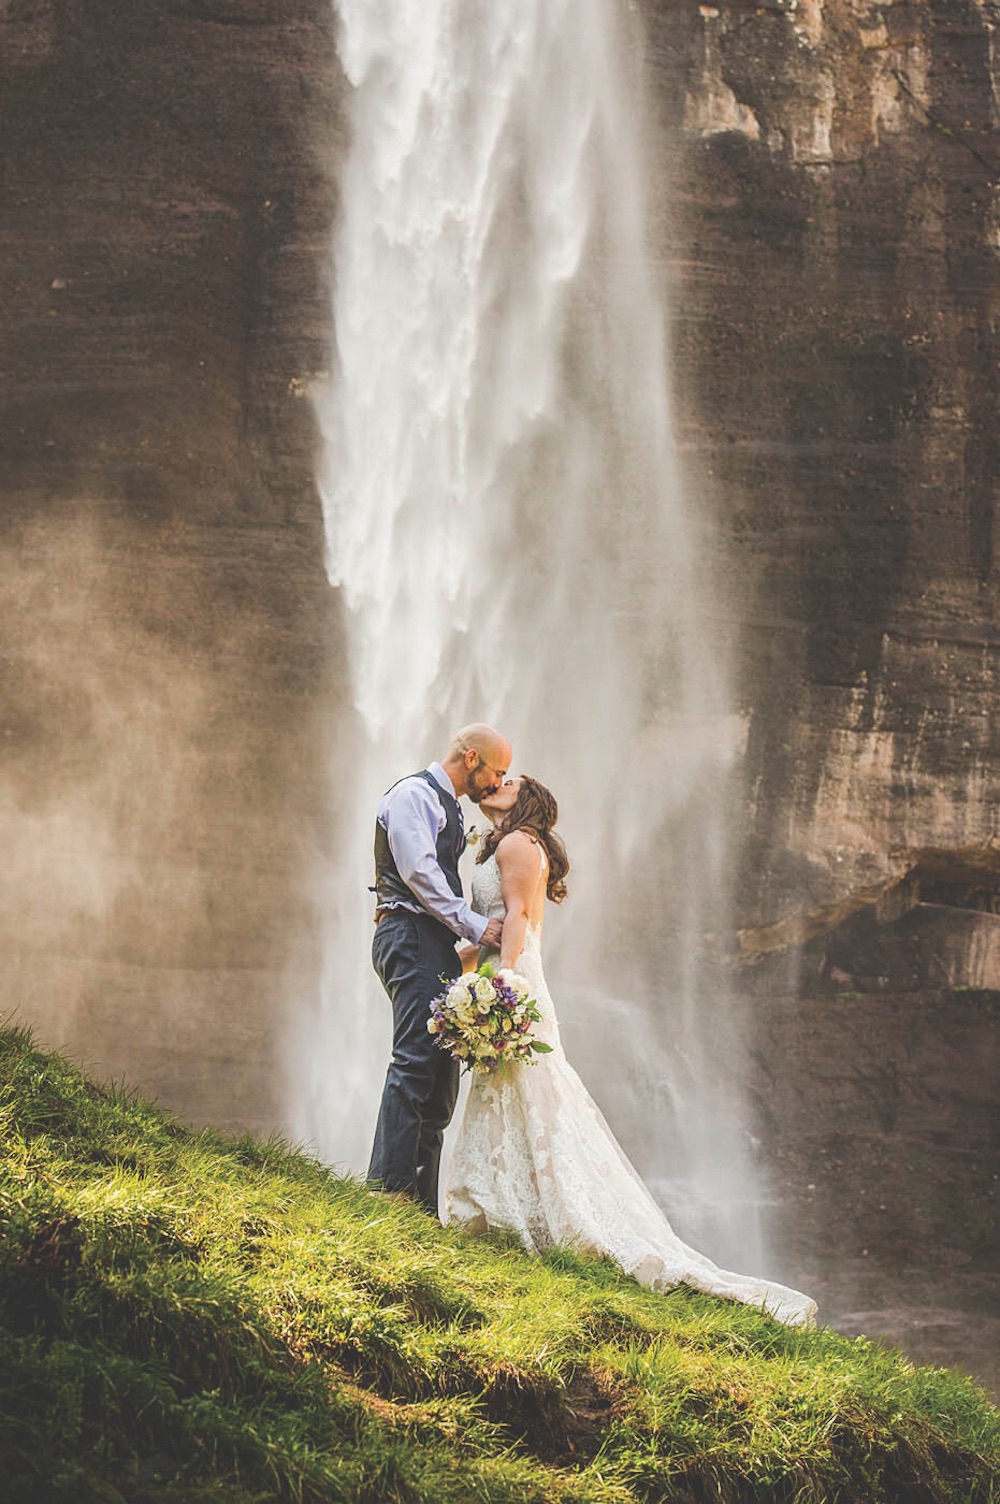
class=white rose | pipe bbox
[474,977,496,1003]
[447,983,469,1010]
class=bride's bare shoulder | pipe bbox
[496,829,547,867]
[495,828,538,859]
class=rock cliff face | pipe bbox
[2,0,997,1389]
[646,0,999,1391]
[0,0,340,1130]
[646,0,999,941]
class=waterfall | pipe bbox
[297,0,763,1266]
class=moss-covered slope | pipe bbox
[0,1025,996,1503]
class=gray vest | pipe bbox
[373,770,464,913]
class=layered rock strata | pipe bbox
[648,0,999,1394]
[645,0,999,940]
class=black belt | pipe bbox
[375,906,455,932]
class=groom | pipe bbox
[367,723,511,1217]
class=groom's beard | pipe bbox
[466,768,496,804]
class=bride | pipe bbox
[444,774,818,1328]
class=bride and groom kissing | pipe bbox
[367,722,817,1328]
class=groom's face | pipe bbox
[466,748,509,803]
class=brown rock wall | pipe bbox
[645,0,1000,1391]
[749,982,1000,1391]
[645,0,999,938]
[0,0,341,1129]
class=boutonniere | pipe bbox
[465,825,483,848]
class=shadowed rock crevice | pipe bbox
[737,845,1000,969]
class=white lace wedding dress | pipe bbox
[444,854,818,1327]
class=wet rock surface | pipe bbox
[2,0,998,1394]
[645,0,999,931]
[747,982,1000,1394]
[646,0,999,1393]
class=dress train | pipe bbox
[444,856,817,1328]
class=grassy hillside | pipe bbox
[0,1025,997,1504]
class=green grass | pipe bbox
[0,1025,997,1503]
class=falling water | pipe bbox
[297,0,764,1265]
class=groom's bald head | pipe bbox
[443,723,512,803]
[450,722,510,765]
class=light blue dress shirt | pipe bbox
[376,762,488,944]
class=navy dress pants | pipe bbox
[367,910,461,1217]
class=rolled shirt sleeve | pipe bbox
[380,778,488,944]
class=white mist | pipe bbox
[296,0,763,1267]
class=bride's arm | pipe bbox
[496,831,542,970]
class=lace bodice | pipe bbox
[470,855,505,920]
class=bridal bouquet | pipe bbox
[427,964,551,1075]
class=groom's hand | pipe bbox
[481,918,503,949]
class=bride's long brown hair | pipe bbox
[477,775,569,903]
